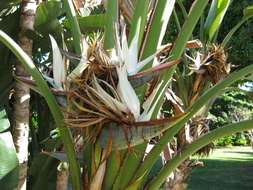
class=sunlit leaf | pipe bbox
[0,107,18,190]
[204,0,231,41]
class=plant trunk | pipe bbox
[12,1,37,189]
[165,161,190,190]
[56,162,69,190]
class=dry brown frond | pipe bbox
[188,44,230,84]
[188,44,230,105]
[190,116,214,157]
[205,44,230,84]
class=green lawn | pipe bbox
[187,147,253,190]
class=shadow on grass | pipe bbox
[187,158,253,190]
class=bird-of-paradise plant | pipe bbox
[0,0,253,190]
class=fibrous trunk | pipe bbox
[11,0,37,189]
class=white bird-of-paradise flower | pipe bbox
[116,65,140,120]
[49,35,66,90]
[111,21,160,121]
[185,52,212,75]
[67,37,89,81]
[114,20,156,76]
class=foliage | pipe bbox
[210,91,253,127]
[218,0,253,69]
[0,107,18,189]
[188,147,253,190]
[210,90,253,146]
[208,0,253,148]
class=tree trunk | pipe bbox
[165,161,191,190]
[12,1,37,189]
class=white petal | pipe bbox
[111,48,120,66]
[49,35,65,89]
[114,24,123,63]
[121,26,129,65]
[125,19,141,75]
[135,53,156,74]
[195,52,202,68]
[141,82,167,121]
[116,65,140,119]
[92,77,128,113]
[42,74,57,88]
[67,38,88,81]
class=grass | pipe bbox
[187,146,253,190]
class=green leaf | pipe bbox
[133,0,209,181]
[29,155,58,190]
[64,14,106,33]
[147,119,253,189]
[139,56,253,187]
[112,144,146,190]
[34,1,63,36]
[0,7,19,105]
[141,0,176,61]
[0,31,82,190]
[125,172,147,190]
[102,151,121,190]
[222,5,253,47]
[0,109,10,132]
[151,0,209,117]
[243,5,253,19]
[104,0,118,49]
[0,107,18,190]
[43,152,83,165]
[0,133,19,190]
[78,14,105,31]
[204,0,231,41]
[128,0,150,49]
[63,0,82,54]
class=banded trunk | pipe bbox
[12,0,37,189]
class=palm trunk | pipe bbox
[12,1,37,189]
[165,161,190,190]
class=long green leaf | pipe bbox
[140,0,175,61]
[128,0,149,49]
[243,5,253,18]
[147,119,253,189]
[176,0,188,20]
[0,31,82,190]
[0,7,20,105]
[0,108,10,132]
[78,14,106,31]
[104,0,118,49]
[204,0,231,41]
[64,14,106,33]
[112,144,146,190]
[147,0,209,118]
[63,0,82,54]
[133,0,229,180]
[135,59,253,182]
[102,151,121,190]
[0,132,19,190]
[222,5,253,47]
[112,2,177,189]
[31,155,58,190]
[0,107,18,190]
